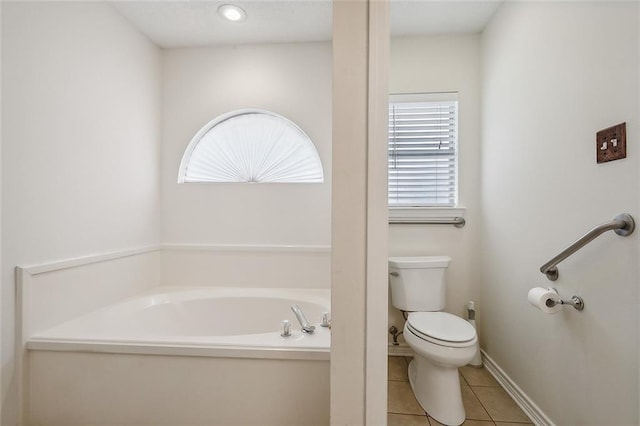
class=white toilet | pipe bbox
[389,256,478,426]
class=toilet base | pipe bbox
[408,357,466,426]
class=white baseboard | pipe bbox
[481,350,554,426]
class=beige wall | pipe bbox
[161,43,331,246]
[1,3,162,423]
[481,2,639,424]
[331,1,389,423]
[389,34,482,343]
[0,4,3,421]
[331,2,368,422]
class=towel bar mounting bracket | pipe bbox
[613,213,635,237]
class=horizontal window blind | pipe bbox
[388,98,458,206]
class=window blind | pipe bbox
[388,99,458,206]
[178,110,324,183]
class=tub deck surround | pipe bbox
[17,243,331,345]
[24,285,331,424]
[27,286,331,360]
[17,245,332,424]
[160,243,331,290]
[29,351,330,425]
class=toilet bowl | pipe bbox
[388,256,478,426]
[403,311,478,425]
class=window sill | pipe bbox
[388,206,466,226]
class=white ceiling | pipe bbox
[110,1,502,48]
[391,1,502,37]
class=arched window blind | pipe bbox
[388,94,458,206]
[178,109,324,183]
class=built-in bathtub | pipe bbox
[29,286,330,357]
[25,286,331,425]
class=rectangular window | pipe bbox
[388,93,458,207]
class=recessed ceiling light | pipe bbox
[218,4,247,22]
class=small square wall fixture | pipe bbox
[596,122,626,164]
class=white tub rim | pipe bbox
[27,286,331,361]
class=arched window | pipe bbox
[178,109,324,183]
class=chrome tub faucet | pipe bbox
[290,304,316,334]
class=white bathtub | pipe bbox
[26,287,331,425]
[28,286,331,359]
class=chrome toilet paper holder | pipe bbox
[546,288,584,311]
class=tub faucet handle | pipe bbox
[321,312,331,328]
[281,320,292,337]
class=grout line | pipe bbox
[459,372,468,386]
[428,415,497,426]
[387,411,429,422]
[469,384,533,424]
[387,409,428,416]
[390,413,429,418]
[389,360,525,425]
[468,384,496,422]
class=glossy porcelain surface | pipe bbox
[407,312,477,345]
[405,324,478,425]
[388,256,451,269]
[29,286,331,355]
[388,256,450,311]
[389,255,479,425]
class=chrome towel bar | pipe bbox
[388,217,466,228]
[540,213,635,281]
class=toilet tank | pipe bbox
[388,256,451,312]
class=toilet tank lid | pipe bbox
[388,256,451,269]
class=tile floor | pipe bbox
[388,356,533,426]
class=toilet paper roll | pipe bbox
[527,287,562,314]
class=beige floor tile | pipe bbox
[427,417,443,426]
[459,371,468,386]
[494,423,532,426]
[461,385,492,421]
[429,417,494,425]
[389,380,426,415]
[460,366,499,387]
[388,413,430,426]
[472,387,530,423]
[389,356,409,381]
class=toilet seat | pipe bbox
[406,312,476,348]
